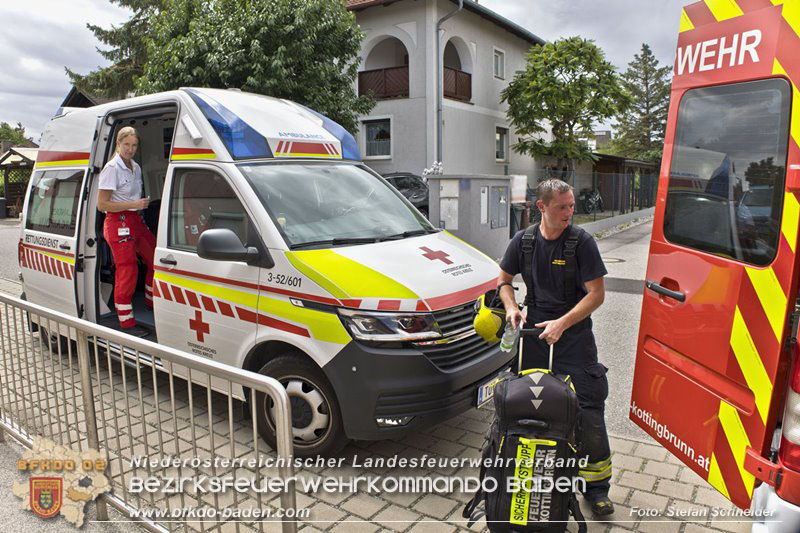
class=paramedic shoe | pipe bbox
[587,496,615,517]
[123,325,151,338]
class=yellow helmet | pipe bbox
[473,289,505,343]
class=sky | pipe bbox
[0,1,689,143]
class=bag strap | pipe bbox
[563,224,581,307]
[521,224,538,302]
[463,435,492,525]
[569,494,588,533]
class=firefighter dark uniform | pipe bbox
[499,223,612,502]
[98,153,156,328]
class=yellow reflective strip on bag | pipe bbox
[510,439,534,525]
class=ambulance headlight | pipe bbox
[338,309,441,341]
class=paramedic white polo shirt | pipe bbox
[98,153,143,204]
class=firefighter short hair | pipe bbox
[116,126,139,148]
[536,179,573,205]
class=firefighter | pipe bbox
[497,178,614,516]
[97,127,155,333]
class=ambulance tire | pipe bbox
[39,327,73,355]
[254,355,348,457]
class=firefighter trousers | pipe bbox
[521,311,612,500]
[103,211,156,328]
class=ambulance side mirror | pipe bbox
[197,228,264,265]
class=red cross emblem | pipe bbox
[189,309,210,342]
[420,246,453,265]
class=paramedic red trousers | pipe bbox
[521,311,612,499]
[104,211,156,328]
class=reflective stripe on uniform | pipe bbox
[116,303,133,311]
[117,313,134,322]
[579,457,612,482]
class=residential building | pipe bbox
[348,0,549,179]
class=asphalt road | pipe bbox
[0,218,21,285]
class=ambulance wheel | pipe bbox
[40,327,72,355]
[254,355,348,457]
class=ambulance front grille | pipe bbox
[418,303,497,371]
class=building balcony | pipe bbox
[444,66,471,102]
[358,66,409,100]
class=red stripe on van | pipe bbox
[416,300,430,312]
[217,301,234,317]
[152,283,161,299]
[201,295,216,313]
[159,281,173,301]
[22,243,74,258]
[56,260,66,278]
[36,150,91,163]
[171,286,186,305]
[66,265,73,280]
[377,299,401,311]
[171,147,215,155]
[286,142,329,155]
[184,290,201,309]
[235,307,310,337]
[44,255,53,275]
[425,278,497,311]
[340,299,362,308]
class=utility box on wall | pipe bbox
[427,174,512,261]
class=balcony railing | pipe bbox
[358,66,409,99]
[444,66,471,102]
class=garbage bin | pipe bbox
[0,198,7,219]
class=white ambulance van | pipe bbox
[19,88,512,455]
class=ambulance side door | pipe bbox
[153,164,260,368]
[20,168,86,316]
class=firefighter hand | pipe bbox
[137,197,151,210]
[535,319,565,345]
[506,307,524,330]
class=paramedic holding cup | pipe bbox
[496,179,614,517]
[97,126,156,333]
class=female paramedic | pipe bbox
[97,127,155,333]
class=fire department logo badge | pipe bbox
[30,477,62,518]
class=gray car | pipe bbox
[382,172,429,219]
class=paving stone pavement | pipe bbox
[0,277,758,532]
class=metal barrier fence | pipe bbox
[0,292,297,533]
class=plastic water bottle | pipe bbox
[499,322,520,353]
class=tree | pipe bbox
[0,122,32,145]
[136,0,374,134]
[502,37,629,175]
[66,0,160,99]
[613,43,671,163]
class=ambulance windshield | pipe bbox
[664,78,791,266]
[239,163,437,248]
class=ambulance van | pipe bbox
[19,88,512,456]
[631,1,800,529]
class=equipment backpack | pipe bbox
[464,335,587,532]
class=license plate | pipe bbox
[477,375,502,408]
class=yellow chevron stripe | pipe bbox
[680,9,696,32]
[288,250,418,299]
[783,192,800,254]
[772,59,800,147]
[257,297,351,345]
[154,271,258,309]
[285,252,349,299]
[707,453,731,499]
[730,307,773,425]
[704,0,744,21]
[38,251,76,265]
[745,266,788,343]
[155,271,351,344]
[782,0,800,40]
[718,401,755,498]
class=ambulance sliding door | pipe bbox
[153,164,260,376]
[631,78,795,509]
[20,168,87,316]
